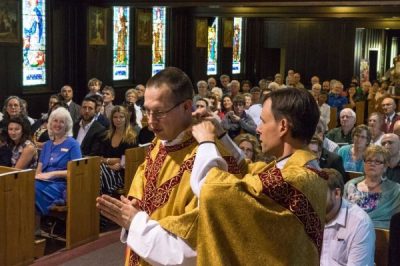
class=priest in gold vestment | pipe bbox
[97,67,243,266]
[191,88,328,265]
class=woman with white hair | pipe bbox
[35,107,82,226]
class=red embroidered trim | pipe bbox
[222,155,241,174]
[258,166,324,255]
[128,140,197,266]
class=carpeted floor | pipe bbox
[61,241,125,266]
[32,230,125,266]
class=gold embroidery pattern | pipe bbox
[258,166,324,255]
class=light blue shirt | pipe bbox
[321,199,375,266]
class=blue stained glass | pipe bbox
[22,0,46,86]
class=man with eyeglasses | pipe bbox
[96,67,242,266]
[326,108,356,145]
[382,133,400,183]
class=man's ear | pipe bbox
[183,100,193,111]
[279,118,290,137]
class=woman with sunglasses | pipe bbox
[344,145,400,229]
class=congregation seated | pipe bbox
[73,96,106,156]
[98,105,138,195]
[337,124,371,172]
[218,94,234,119]
[32,94,66,149]
[308,135,347,182]
[233,133,261,162]
[35,107,82,233]
[326,107,356,145]
[102,85,115,120]
[381,96,400,133]
[315,120,339,153]
[221,95,257,139]
[6,116,38,169]
[0,96,32,135]
[344,145,400,229]
[321,168,375,265]
[368,112,385,145]
[327,80,348,113]
[60,85,81,124]
[382,133,400,183]
[123,88,143,128]
[90,94,110,129]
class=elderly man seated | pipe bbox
[326,108,356,145]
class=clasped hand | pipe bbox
[96,195,139,230]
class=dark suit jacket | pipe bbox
[319,148,348,183]
[73,120,106,156]
[96,113,110,129]
[68,101,81,124]
[382,113,400,133]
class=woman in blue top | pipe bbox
[337,124,371,172]
[35,107,82,229]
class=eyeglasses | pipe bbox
[364,159,384,165]
[143,101,184,120]
[354,133,368,139]
[234,102,244,107]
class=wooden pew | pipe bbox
[124,147,146,195]
[0,167,35,266]
[355,101,366,125]
[328,107,337,130]
[50,156,101,249]
[375,228,390,266]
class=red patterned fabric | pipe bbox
[128,138,196,266]
[222,156,241,174]
[258,165,324,255]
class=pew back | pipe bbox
[124,147,146,195]
[0,167,35,266]
[65,156,101,249]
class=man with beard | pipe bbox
[73,96,106,156]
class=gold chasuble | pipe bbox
[125,132,242,266]
[197,150,328,266]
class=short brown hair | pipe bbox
[324,168,344,195]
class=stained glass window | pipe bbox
[113,7,130,80]
[22,0,46,86]
[232,17,242,74]
[152,7,166,76]
[207,17,218,76]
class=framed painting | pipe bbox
[88,6,107,45]
[223,18,233,48]
[137,9,152,46]
[196,19,207,48]
[0,1,19,43]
